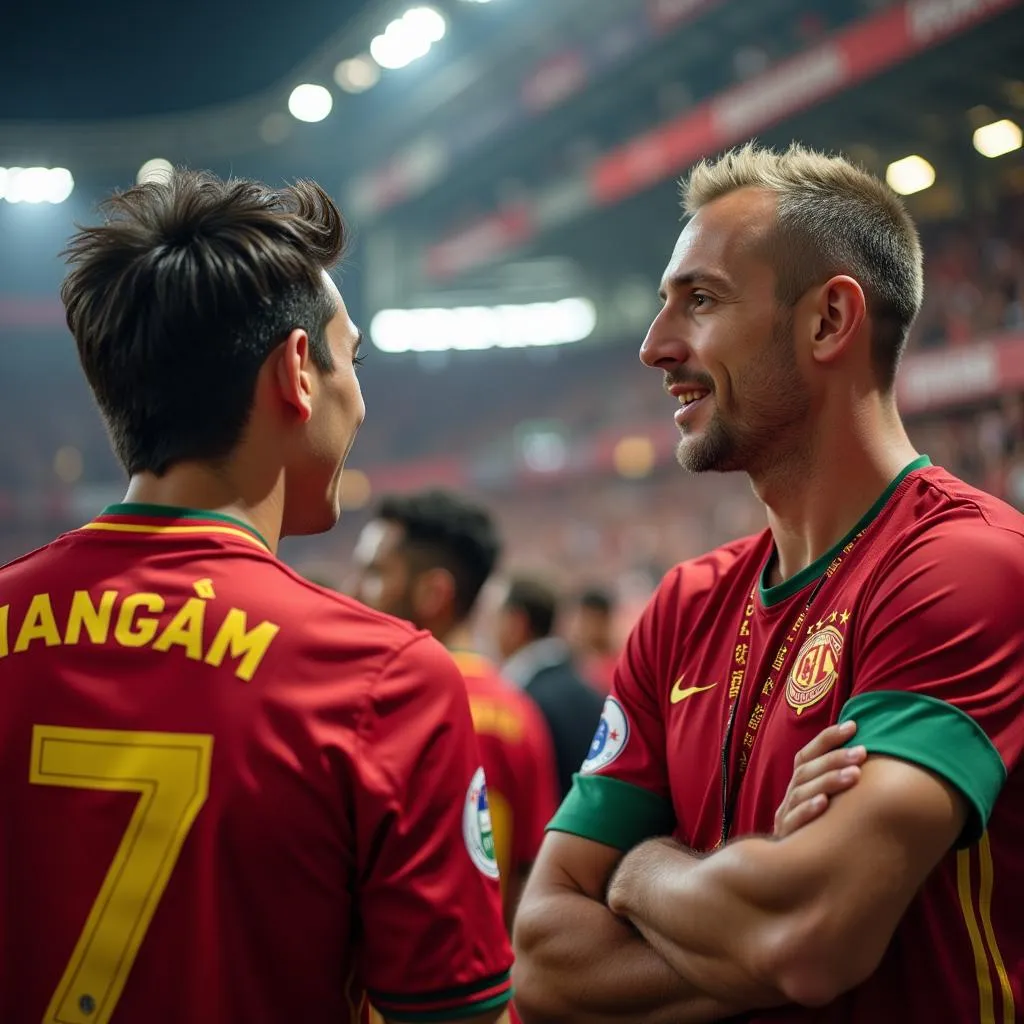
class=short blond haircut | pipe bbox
[682,142,924,389]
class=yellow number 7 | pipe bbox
[30,725,214,1024]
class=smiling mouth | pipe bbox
[677,390,710,409]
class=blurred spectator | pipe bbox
[497,574,603,798]
[347,489,559,928]
[569,586,621,696]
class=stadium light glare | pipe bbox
[288,83,333,123]
[1,166,74,204]
[137,158,174,185]
[614,436,656,479]
[973,119,1022,159]
[370,7,446,71]
[339,469,372,510]
[403,6,446,41]
[46,168,75,204]
[335,55,380,94]
[885,155,935,196]
[369,298,597,353]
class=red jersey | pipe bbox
[450,651,559,915]
[0,503,512,1024]
[551,458,1024,1023]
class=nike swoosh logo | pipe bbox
[670,678,718,704]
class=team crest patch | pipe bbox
[786,618,846,715]
[580,696,629,775]
[463,767,500,879]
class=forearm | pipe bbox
[512,886,743,1024]
[608,838,791,1008]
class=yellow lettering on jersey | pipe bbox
[152,597,207,661]
[0,604,8,658]
[204,608,280,682]
[14,593,61,653]
[65,589,118,646]
[114,592,165,648]
[470,699,524,743]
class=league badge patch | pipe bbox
[462,766,500,878]
[580,696,629,774]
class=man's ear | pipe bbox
[808,275,868,368]
[274,328,314,422]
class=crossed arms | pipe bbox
[512,729,967,1023]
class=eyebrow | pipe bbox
[658,268,733,301]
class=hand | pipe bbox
[773,721,866,839]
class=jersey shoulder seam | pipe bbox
[913,471,1024,541]
[354,633,453,798]
[0,530,78,574]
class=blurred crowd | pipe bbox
[2,195,1024,614]
[915,194,1024,347]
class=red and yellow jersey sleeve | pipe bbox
[842,514,1024,842]
[352,637,513,1021]
[455,653,558,892]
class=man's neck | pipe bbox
[123,461,285,554]
[756,401,919,587]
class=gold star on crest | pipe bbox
[840,609,851,625]
[193,578,216,600]
[829,611,838,623]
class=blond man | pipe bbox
[512,143,1024,1023]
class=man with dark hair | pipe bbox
[497,575,603,799]
[351,489,559,932]
[513,142,1024,1022]
[0,172,511,1024]
[571,586,620,696]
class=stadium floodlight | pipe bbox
[370,7,446,71]
[403,5,446,40]
[335,55,381,94]
[369,297,597,353]
[288,83,333,123]
[137,158,174,185]
[973,119,1022,159]
[46,168,75,203]
[885,155,935,196]
[1,166,74,204]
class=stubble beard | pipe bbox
[675,309,809,477]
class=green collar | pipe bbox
[759,455,931,608]
[99,502,271,551]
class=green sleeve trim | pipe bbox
[840,690,1007,846]
[370,969,510,1008]
[546,773,675,851]
[379,990,512,1022]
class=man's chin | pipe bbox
[281,502,340,539]
[675,437,739,475]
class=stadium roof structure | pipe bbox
[355,0,1024,308]
[0,0,589,180]
[2,0,1023,353]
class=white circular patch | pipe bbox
[580,696,630,775]
[462,767,500,879]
